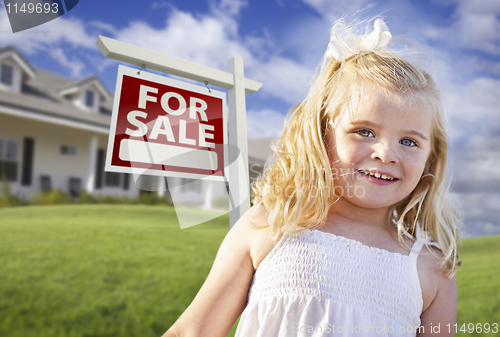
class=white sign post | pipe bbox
[96,36,262,227]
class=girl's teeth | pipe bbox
[360,170,395,180]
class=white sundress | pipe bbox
[235,228,427,337]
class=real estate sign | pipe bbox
[105,65,227,181]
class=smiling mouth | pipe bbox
[357,169,398,181]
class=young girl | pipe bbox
[163,17,461,337]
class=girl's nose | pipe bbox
[371,141,398,164]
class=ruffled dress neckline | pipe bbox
[235,228,425,337]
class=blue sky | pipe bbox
[1,0,499,237]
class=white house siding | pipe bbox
[0,113,140,200]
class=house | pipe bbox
[0,46,273,207]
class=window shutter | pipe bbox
[21,138,34,186]
[123,173,129,190]
[95,149,104,189]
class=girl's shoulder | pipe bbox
[232,203,280,271]
[417,243,457,331]
[416,243,455,313]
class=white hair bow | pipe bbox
[324,19,392,62]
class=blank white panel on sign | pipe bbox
[119,139,218,171]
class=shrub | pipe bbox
[32,190,72,205]
[78,191,98,204]
[0,174,26,207]
[96,195,123,204]
[134,192,173,206]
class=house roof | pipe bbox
[58,75,112,101]
[0,46,113,129]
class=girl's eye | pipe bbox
[357,129,374,138]
[400,138,417,147]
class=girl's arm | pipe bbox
[162,205,265,337]
[418,248,458,337]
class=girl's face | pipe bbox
[325,82,433,210]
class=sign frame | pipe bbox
[97,35,262,226]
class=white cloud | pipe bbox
[424,0,500,54]
[0,0,317,104]
[88,21,118,36]
[49,48,85,78]
[483,222,500,236]
[469,58,500,76]
[444,77,500,138]
[450,192,500,237]
[216,0,248,17]
[458,0,500,16]
[246,108,286,139]
[455,13,500,54]
[111,3,314,105]
[446,77,500,137]
[418,3,500,237]
[248,56,314,104]
[151,2,174,9]
[443,76,500,196]
[452,152,500,192]
[301,0,372,21]
[114,10,247,72]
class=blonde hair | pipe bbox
[252,20,461,277]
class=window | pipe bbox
[0,138,19,181]
[104,171,121,187]
[68,177,81,197]
[60,145,77,155]
[40,175,51,192]
[1,64,13,86]
[85,90,94,108]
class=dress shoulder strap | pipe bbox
[409,224,426,260]
[408,224,442,260]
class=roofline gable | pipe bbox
[58,76,112,101]
[0,47,36,79]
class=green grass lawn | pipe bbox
[0,205,236,337]
[455,235,500,336]
[0,205,498,337]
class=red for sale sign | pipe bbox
[105,65,227,180]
